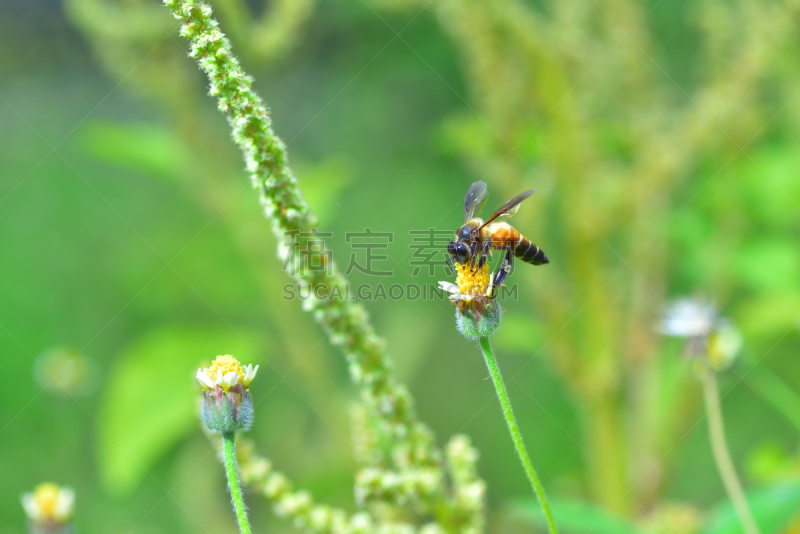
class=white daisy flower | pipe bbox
[22,483,75,524]
[196,355,257,392]
[197,355,257,433]
[659,297,743,370]
[438,262,496,305]
[659,298,718,338]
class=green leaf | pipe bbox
[98,325,266,495]
[702,482,800,534]
[509,498,642,534]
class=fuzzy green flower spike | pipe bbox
[164,0,486,529]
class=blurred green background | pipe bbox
[2,0,800,532]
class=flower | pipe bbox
[440,261,505,340]
[658,297,741,370]
[439,262,495,308]
[22,483,74,527]
[196,354,259,392]
[659,298,718,338]
[440,261,495,311]
[197,355,258,433]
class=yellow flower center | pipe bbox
[207,355,244,384]
[455,261,491,297]
[32,484,61,518]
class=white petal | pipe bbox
[214,369,224,386]
[438,281,460,294]
[21,493,40,521]
[54,488,75,520]
[222,371,239,390]
[243,364,259,386]
[483,278,494,297]
[196,369,214,388]
[658,298,717,337]
[242,365,252,384]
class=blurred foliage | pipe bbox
[2,0,800,532]
[702,483,800,534]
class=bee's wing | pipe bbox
[464,181,489,223]
[478,188,536,228]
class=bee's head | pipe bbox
[448,241,470,264]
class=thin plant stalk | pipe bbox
[223,431,254,534]
[700,365,760,534]
[479,336,558,534]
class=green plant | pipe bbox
[197,355,259,533]
[439,235,557,532]
[373,0,800,519]
[50,0,800,531]
[161,0,485,530]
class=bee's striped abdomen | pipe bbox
[513,235,549,265]
[487,222,549,266]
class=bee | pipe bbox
[447,181,549,291]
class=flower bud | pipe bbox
[456,300,502,340]
[197,355,258,433]
[706,319,742,371]
[21,483,74,534]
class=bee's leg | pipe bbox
[444,254,456,276]
[507,247,515,274]
[469,241,479,271]
[480,241,491,268]
[491,248,514,297]
[472,240,490,272]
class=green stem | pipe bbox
[223,432,254,534]
[479,336,558,534]
[700,365,760,534]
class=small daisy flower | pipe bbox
[440,261,506,340]
[197,355,258,433]
[22,483,74,532]
[659,298,718,338]
[659,297,741,370]
[439,261,495,305]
